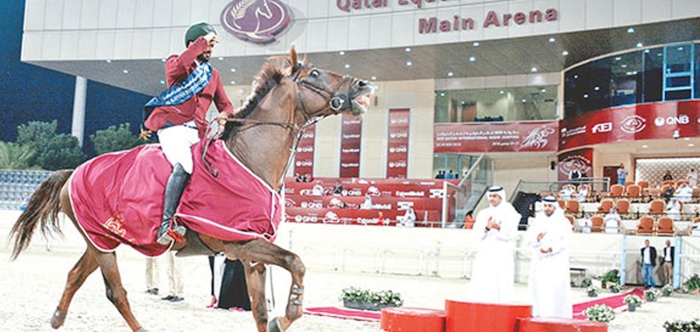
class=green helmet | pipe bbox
[184,22,217,46]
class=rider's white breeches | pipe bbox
[157,121,199,174]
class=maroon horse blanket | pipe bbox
[69,140,282,256]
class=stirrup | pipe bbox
[157,220,186,245]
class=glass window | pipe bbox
[642,48,663,103]
[435,86,557,123]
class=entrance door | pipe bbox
[603,166,618,190]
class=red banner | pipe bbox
[557,148,593,182]
[294,124,315,177]
[559,100,700,151]
[387,109,410,178]
[434,121,558,153]
[340,113,362,177]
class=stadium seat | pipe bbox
[636,216,655,235]
[590,215,604,233]
[565,200,580,216]
[648,199,666,215]
[609,184,624,198]
[626,184,642,202]
[637,180,650,189]
[615,198,630,217]
[596,199,614,214]
[657,217,675,236]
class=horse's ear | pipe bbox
[289,46,298,67]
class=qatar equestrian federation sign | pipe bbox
[220,0,291,44]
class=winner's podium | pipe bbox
[445,300,532,332]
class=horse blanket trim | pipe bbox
[68,141,282,257]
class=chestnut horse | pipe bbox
[9,47,373,332]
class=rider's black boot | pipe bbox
[156,163,189,245]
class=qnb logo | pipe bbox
[389,161,407,168]
[620,115,647,134]
[429,189,444,198]
[591,122,612,134]
[654,115,690,126]
[220,0,290,44]
[389,146,408,153]
[296,146,313,153]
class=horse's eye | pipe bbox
[309,70,320,78]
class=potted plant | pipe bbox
[662,284,674,297]
[663,318,700,332]
[340,286,371,309]
[644,288,660,302]
[586,285,600,297]
[623,294,642,312]
[340,287,403,311]
[610,283,621,293]
[601,269,620,289]
[683,274,700,295]
[582,304,616,323]
[581,277,592,288]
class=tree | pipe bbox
[16,120,86,170]
[90,123,147,155]
[0,141,35,170]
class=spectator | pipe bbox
[332,180,344,195]
[675,182,693,203]
[435,170,445,179]
[580,214,592,233]
[294,173,303,182]
[688,168,698,187]
[360,194,373,210]
[603,207,621,234]
[662,185,675,202]
[617,163,628,185]
[311,181,324,196]
[667,198,682,221]
[19,191,30,211]
[463,210,475,229]
[208,255,251,310]
[446,170,455,179]
[398,207,416,227]
[661,239,674,286]
[575,185,588,202]
[378,211,389,226]
[329,197,347,209]
[145,252,185,302]
[569,167,581,184]
[559,184,575,201]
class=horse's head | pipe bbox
[287,47,374,119]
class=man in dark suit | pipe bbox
[662,239,675,285]
[641,239,657,288]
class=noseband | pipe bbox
[292,65,356,123]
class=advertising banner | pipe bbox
[434,121,558,153]
[294,124,315,177]
[557,148,593,182]
[340,113,362,177]
[387,109,410,178]
[559,100,700,151]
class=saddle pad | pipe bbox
[69,141,281,256]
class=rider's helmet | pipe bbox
[185,22,217,47]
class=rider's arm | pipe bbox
[164,36,210,85]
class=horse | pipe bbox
[9,47,373,332]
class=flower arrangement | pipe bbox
[583,304,616,323]
[340,286,403,310]
[663,318,700,332]
[610,283,621,293]
[586,284,600,297]
[662,284,674,296]
[581,277,592,288]
[624,294,642,307]
[683,274,700,294]
[645,288,660,302]
[601,269,620,287]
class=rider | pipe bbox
[143,22,234,245]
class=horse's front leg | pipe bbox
[93,251,143,332]
[241,260,269,332]
[225,240,306,332]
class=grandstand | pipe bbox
[0,170,52,210]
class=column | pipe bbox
[72,76,87,147]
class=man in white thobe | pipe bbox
[526,196,572,318]
[470,186,521,303]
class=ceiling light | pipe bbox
[644,49,650,53]
[469,56,475,62]
[594,86,600,91]
[541,89,546,93]
[499,90,504,94]
[440,92,445,97]
[106,59,112,63]
[218,57,224,61]
[406,61,412,66]
[531,67,537,72]
[521,98,527,103]
[230,81,236,85]
[160,58,166,62]
[621,64,627,68]
[690,143,695,147]
[583,94,589,98]
[684,137,690,141]
[615,57,621,61]
[371,76,377,80]
[627,27,635,33]
[122,69,129,74]
[159,80,165,85]
[472,42,479,47]
[344,64,351,69]
[678,47,684,51]
[460,101,466,105]
[562,50,569,56]
[339,51,345,55]
[405,47,411,52]
[548,37,555,42]
[447,72,453,77]
[641,145,648,148]
[230,68,236,72]
[636,42,643,48]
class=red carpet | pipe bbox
[572,288,644,319]
[305,288,645,322]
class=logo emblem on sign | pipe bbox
[591,122,612,133]
[220,0,290,44]
[620,115,647,134]
[521,125,555,149]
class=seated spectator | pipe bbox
[311,181,324,196]
[360,194,373,209]
[463,210,475,229]
[604,207,621,234]
[559,184,575,200]
[332,180,344,195]
[294,173,303,182]
[580,213,592,233]
[397,207,416,227]
[378,211,389,226]
[575,185,589,202]
[329,197,347,209]
[662,186,675,202]
[675,183,693,203]
[687,222,700,237]
[667,198,682,221]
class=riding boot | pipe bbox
[157,163,190,245]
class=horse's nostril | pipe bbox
[355,80,368,88]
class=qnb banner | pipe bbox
[558,148,593,182]
[559,100,700,151]
[387,109,410,179]
[340,113,362,177]
[294,124,315,177]
[434,121,558,153]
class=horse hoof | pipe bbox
[50,309,67,329]
[267,317,281,332]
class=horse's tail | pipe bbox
[8,169,73,260]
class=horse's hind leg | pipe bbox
[93,251,144,332]
[51,248,99,329]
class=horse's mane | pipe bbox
[220,56,292,140]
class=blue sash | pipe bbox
[143,62,212,122]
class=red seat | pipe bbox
[648,199,666,215]
[590,215,604,233]
[657,216,675,236]
[637,216,655,235]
